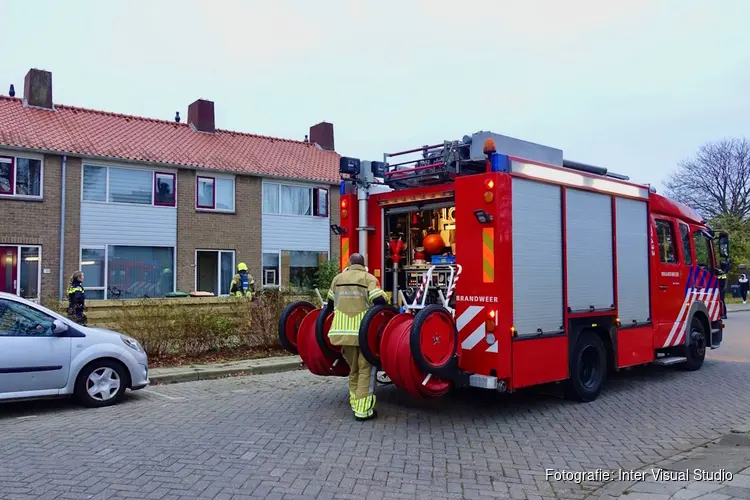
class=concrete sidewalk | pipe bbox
[149,355,302,384]
[592,423,750,499]
[728,303,750,313]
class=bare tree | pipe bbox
[664,138,750,220]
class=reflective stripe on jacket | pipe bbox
[327,264,388,346]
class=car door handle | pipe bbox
[659,285,668,290]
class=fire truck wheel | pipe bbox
[359,304,400,368]
[565,330,607,402]
[315,306,340,359]
[278,300,316,355]
[681,316,706,371]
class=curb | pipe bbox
[149,358,303,385]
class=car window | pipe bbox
[679,223,693,265]
[0,299,55,337]
[655,219,678,264]
[693,231,712,268]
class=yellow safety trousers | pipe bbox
[341,346,376,418]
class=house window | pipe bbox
[0,155,42,198]
[154,172,176,206]
[82,164,176,207]
[263,183,279,214]
[313,188,329,217]
[109,167,152,204]
[108,246,174,299]
[80,248,106,299]
[263,182,328,216]
[281,185,312,215]
[289,251,324,288]
[263,252,280,287]
[81,246,174,299]
[196,250,235,296]
[196,175,234,211]
[0,245,41,300]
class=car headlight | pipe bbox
[120,335,143,353]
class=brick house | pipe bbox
[0,68,341,301]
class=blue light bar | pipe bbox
[490,153,510,172]
[340,180,346,195]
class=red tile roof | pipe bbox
[0,95,340,184]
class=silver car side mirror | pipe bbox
[52,319,69,335]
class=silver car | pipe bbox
[0,292,149,407]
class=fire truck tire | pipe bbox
[409,305,458,377]
[681,316,706,371]
[359,304,400,368]
[315,306,341,359]
[278,300,316,354]
[565,330,607,402]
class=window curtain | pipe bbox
[263,183,279,213]
[109,168,152,204]
[281,186,311,215]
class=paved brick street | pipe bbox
[2,314,750,500]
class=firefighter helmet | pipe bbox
[237,262,248,272]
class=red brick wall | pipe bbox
[175,170,262,293]
[0,152,81,301]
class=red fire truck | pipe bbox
[278,131,730,402]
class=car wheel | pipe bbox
[564,330,607,402]
[74,360,128,408]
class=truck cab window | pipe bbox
[655,219,677,264]
[679,223,692,265]
[692,231,712,268]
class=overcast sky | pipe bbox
[2,0,749,191]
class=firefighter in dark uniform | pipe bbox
[326,253,388,421]
[67,270,87,325]
[230,262,255,299]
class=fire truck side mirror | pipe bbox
[718,232,730,260]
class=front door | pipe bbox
[0,298,72,395]
[0,246,17,294]
[652,216,688,349]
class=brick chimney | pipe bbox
[24,68,53,109]
[310,122,334,151]
[187,99,215,133]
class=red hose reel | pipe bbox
[279,300,459,399]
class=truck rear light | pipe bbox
[485,310,497,332]
[484,191,494,203]
[341,199,347,209]
[341,209,348,219]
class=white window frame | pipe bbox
[194,249,236,296]
[80,244,176,300]
[0,244,42,301]
[195,173,236,213]
[261,180,329,218]
[0,151,44,200]
[80,162,177,208]
[262,250,281,288]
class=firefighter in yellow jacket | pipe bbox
[326,253,388,421]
